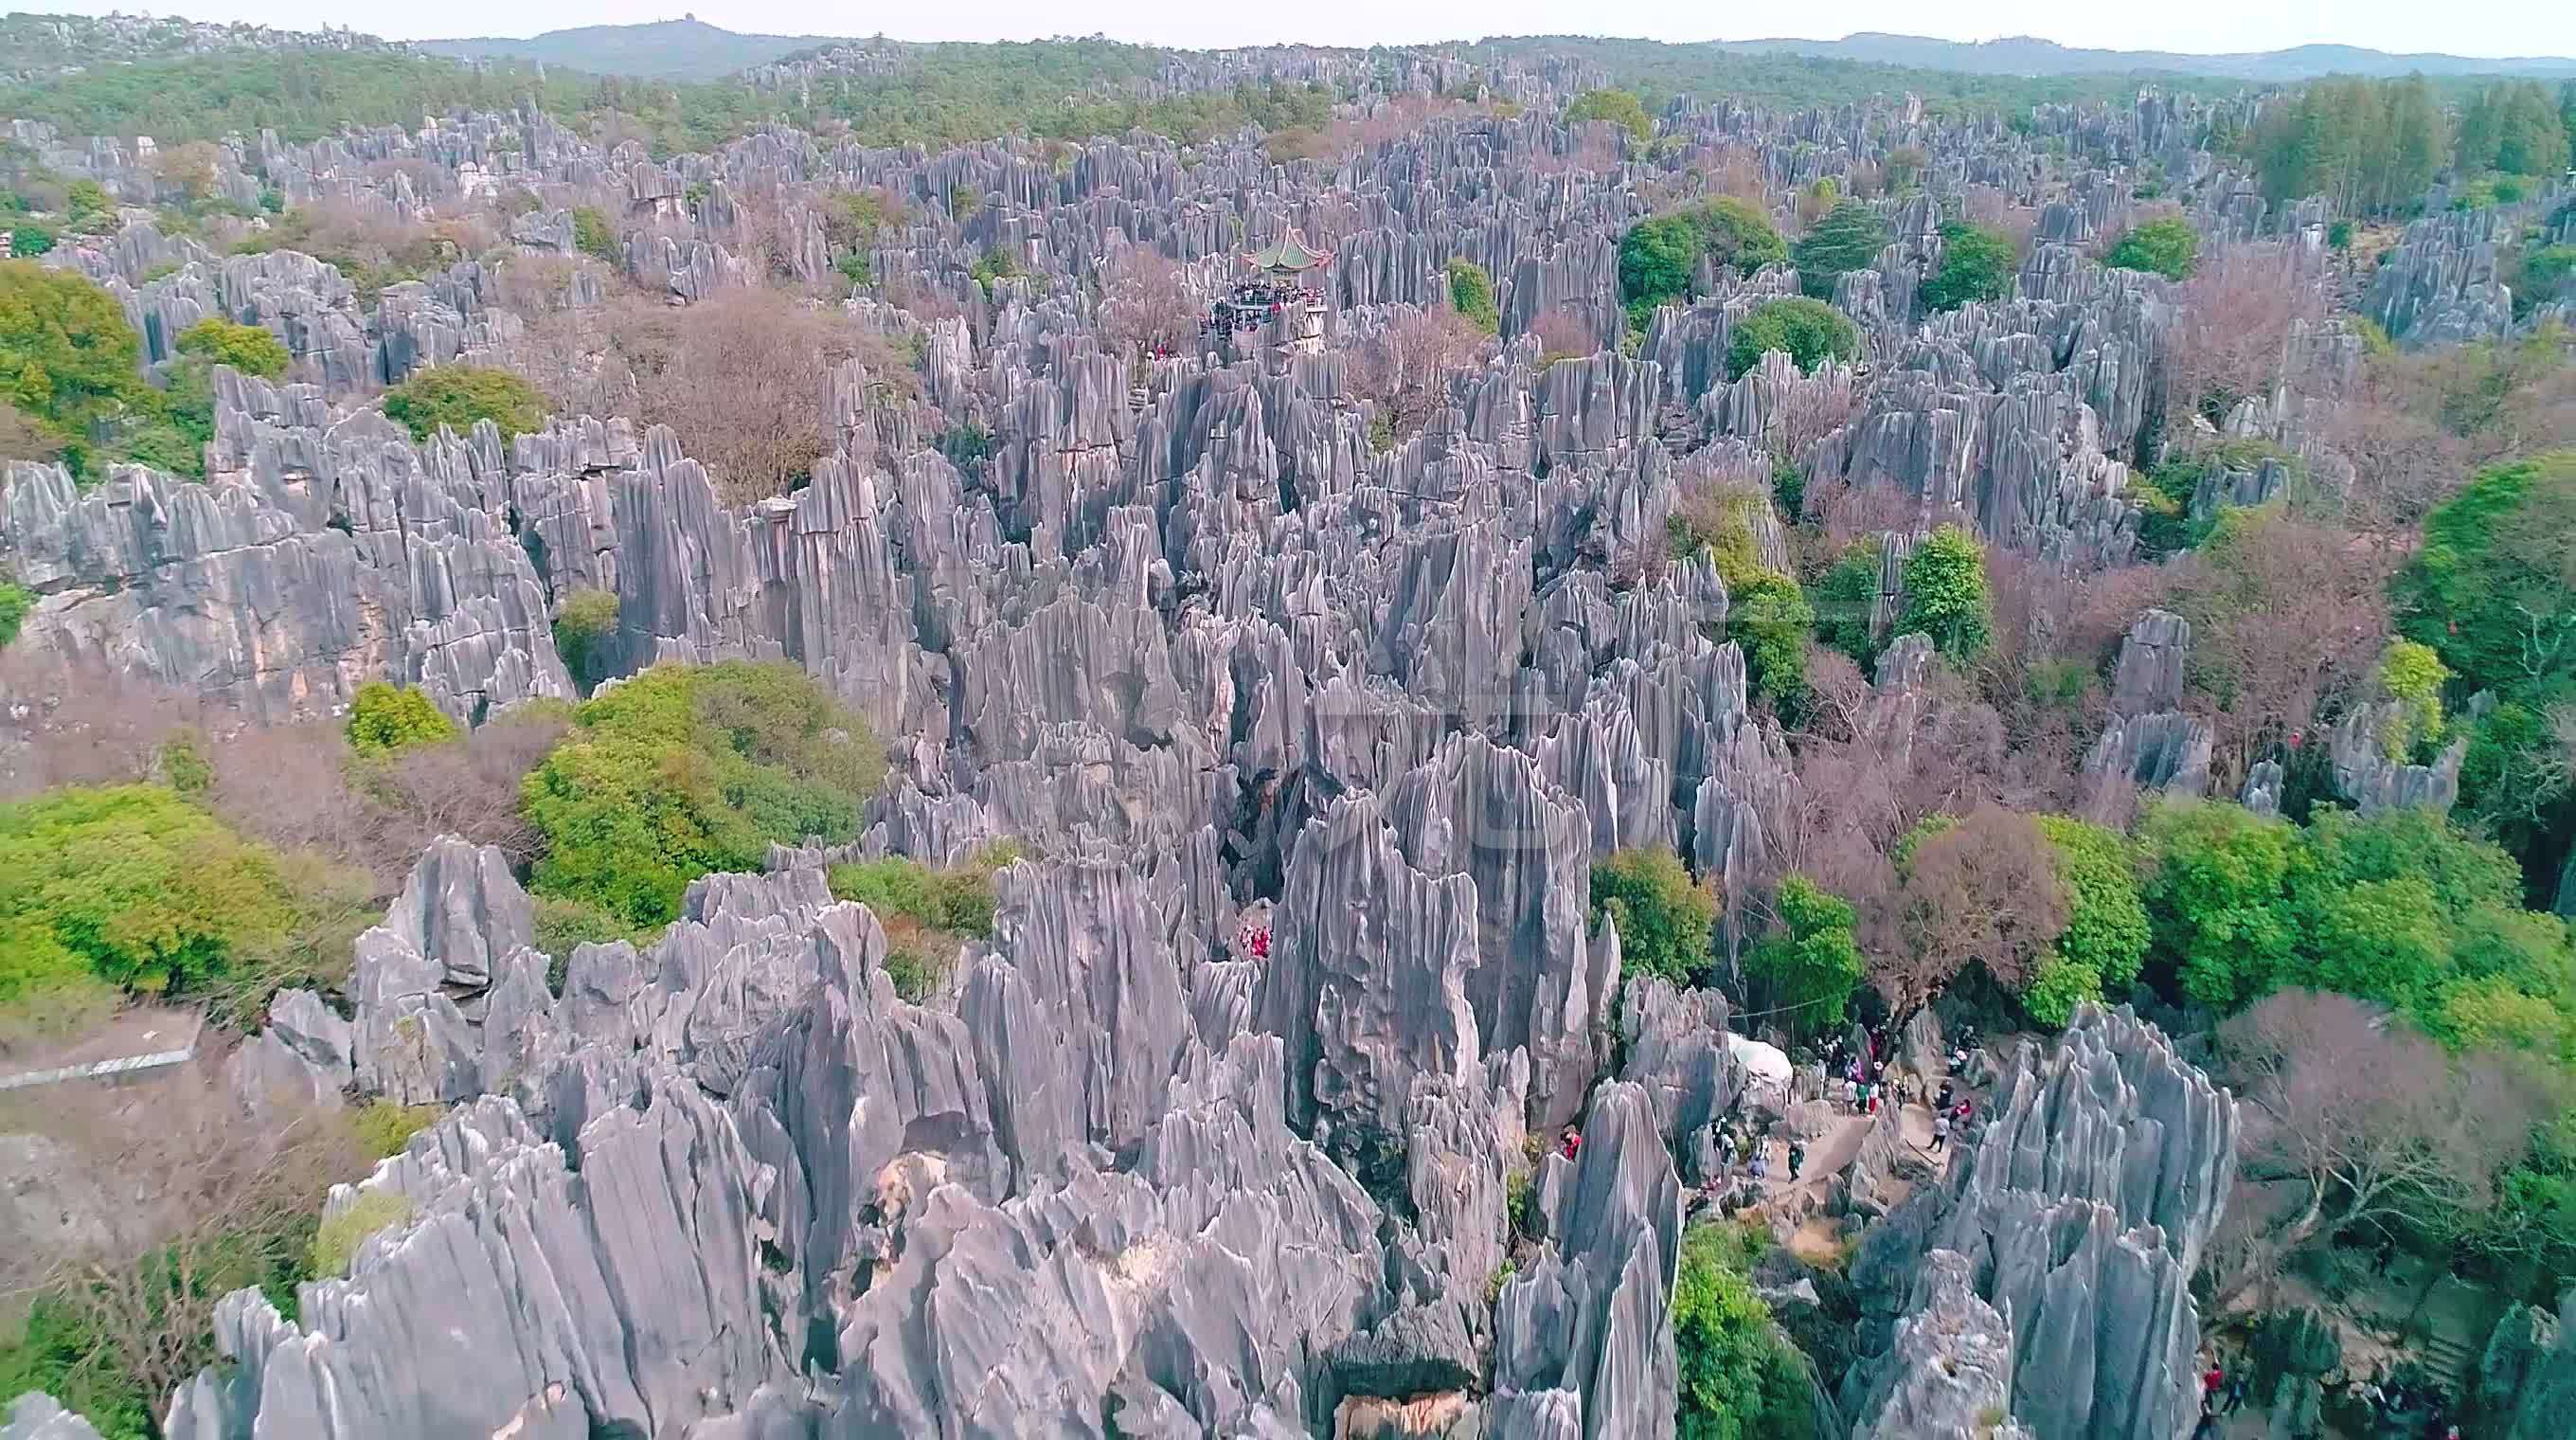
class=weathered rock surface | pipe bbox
[1843,1005,2237,1440]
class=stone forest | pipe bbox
[0,10,2573,1440]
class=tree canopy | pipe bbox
[2103,217,2199,280]
[1790,200,1889,300]
[1591,848,1716,984]
[380,364,549,443]
[1564,88,1653,142]
[1725,297,1860,381]
[522,661,885,927]
[1919,223,2015,312]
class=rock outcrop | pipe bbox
[1843,1005,2237,1440]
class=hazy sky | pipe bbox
[41,2,2576,59]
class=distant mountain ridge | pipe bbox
[1718,31,2576,81]
[417,16,839,81]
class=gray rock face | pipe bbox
[0,404,573,726]
[165,1076,782,1440]
[2107,609,2190,716]
[2477,1290,2576,1440]
[2328,699,2467,816]
[0,1395,103,1440]
[1843,1005,2237,1440]
[1618,975,1740,1182]
[1491,1082,1682,1440]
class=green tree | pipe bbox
[1896,525,1992,661]
[2138,801,2303,1012]
[2459,81,2572,179]
[570,204,617,261]
[344,682,457,757]
[2103,216,2200,280]
[1746,874,1863,1038]
[522,661,883,927]
[2022,958,2106,1028]
[172,316,288,378]
[2038,815,2150,994]
[1790,200,1889,300]
[2248,77,2444,215]
[1565,88,1654,142]
[1619,213,1702,326]
[1591,848,1717,985]
[0,260,147,442]
[1919,222,2014,312]
[1619,199,1787,328]
[1724,297,1860,381]
[2372,639,2450,761]
[1812,537,1881,667]
[380,364,548,442]
[1673,1222,1815,1440]
[9,220,55,256]
[1445,258,1499,333]
[552,587,620,695]
[0,784,304,1001]
[2394,451,2576,707]
[1728,571,1816,717]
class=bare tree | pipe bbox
[1097,244,1202,361]
[611,289,918,503]
[1350,308,1490,443]
[2166,243,2329,425]
[2160,510,2390,787]
[3,1072,367,1413]
[1529,308,1598,365]
[1881,802,2068,1017]
[2209,990,2552,1312]
[0,657,206,801]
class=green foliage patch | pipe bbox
[1591,848,1717,985]
[522,661,885,927]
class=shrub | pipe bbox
[1591,848,1716,985]
[828,842,1022,999]
[552,587,620,694]
[0,784,305,1001]
[344,682,456,757]
[523,661,883,927]
[2103,216,2200,280]
[1724,297,1860,381]
[1813,538,1881,667]
[307,1191,413,1277]
[530,893,638,963]
[1896,525,1992,661]
[1920,222,2015,312]
[0,578,27,649]
[171,316,288,378]
[1445,258,1499,333]
[570,204,617,261]
[1565,88,1653,142]
[380,364,548,442]
[350,1099,446,1159]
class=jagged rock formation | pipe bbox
[0,1395,101,1440]
[2476,1289,2576,1440]
[0,42,2484,1440]
[1843,1005,2237,1440]
[2085,609,2213,801]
